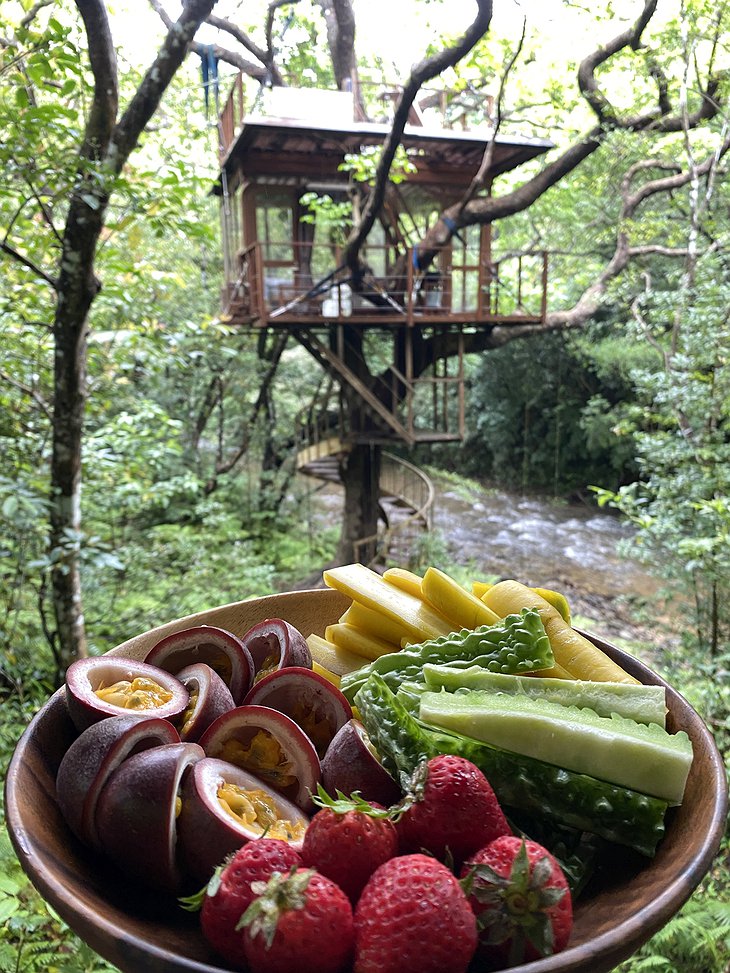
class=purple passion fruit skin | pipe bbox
[242,666,352,759]
[174,663,236,743]
[241,618,312,682]
[321,719,402,806]
[144,625,254,704]
[177,757,310,885]
[95,742,203,894]
[56,714,181,850]
[64,656,189,733]
[198,704,321,813]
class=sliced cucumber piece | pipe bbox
[419,689,692,805]
[421,666,667,727]
[355,673,668,857]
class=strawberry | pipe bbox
[301,786,399,903]
[395,754,511,865]
[461,835,573,966]
[181,838,302,968]
[353,853,477,973]
[240,867,354,973]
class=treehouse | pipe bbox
[215,81,553,450]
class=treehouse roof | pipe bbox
[216,89,554,193]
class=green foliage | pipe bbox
[460,328,645,495]
[615,895,730,973]
[339,145,417,185]
[593,276,730,652]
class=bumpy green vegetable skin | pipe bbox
[354,674,668,857]
[422,666,668,727]
[340,609,554,703]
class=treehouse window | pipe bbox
[256,190,296,307]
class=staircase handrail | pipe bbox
[353,451,435,566]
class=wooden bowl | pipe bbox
[5,589,728,973]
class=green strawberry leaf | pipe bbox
[237,867,314,947]
[311,782,393,817]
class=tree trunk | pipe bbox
[336,441,381,564]
[50,266,98,671]
[48,0,218,675]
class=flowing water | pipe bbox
[305,474,676,650]
[429,479,676,649]
[432,480,655,599]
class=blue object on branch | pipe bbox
[201,45,219,117]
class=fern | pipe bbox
[617,897,730,973]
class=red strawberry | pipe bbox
[461,835,573,966]
[183,838,302,968]
[395,754,511,865]
[354,853,477,973]
[240,867,354,973]
[301,786,399,903]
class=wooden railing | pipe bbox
[295,389,435,567]
[224,241,548,326]
[353,452,435,567]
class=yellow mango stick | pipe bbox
[422,566,501,630]
[306,633,368,678]
[474,580,572,624]
[383,567,424,599]
[483,580,639,684]
[311,661,342,688]
[323,564,453,642]
[325,623,397,661]
[340,601,411,647]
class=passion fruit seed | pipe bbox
[289,700,332,756]
[94,677,174,711]
[254,651,280,683]
[180,688,200,734]
[218,730,298,789]
[217,782,307,842]
[206,650,232,684]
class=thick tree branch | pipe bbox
[206,13,282,83]
[414,2,725,268]
[146,0,270,83]
[577,0,658,125]
[456,17,526,217]
[111,0,218,171]
[343,0,492,275]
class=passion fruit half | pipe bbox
[144,625,254,704]
[321,719,402,806]
[175,663,236,743]
[56,714,180,850]
[241,618,312,682]
[243,666,352,758]
[177,757,310,885]
[64,656,189,733]
[198,705,321,812]
[95,741,203,893]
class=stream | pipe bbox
[305,475,677,652]
[430,478,676,650]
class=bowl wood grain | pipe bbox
[5,589,728,973]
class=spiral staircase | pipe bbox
[295,380,435,567]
